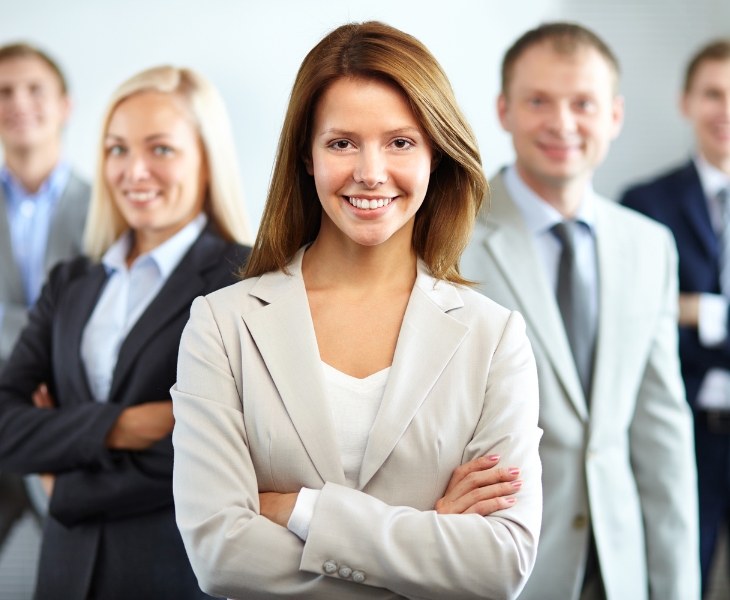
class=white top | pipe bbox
[503,164,599,345]
[691,154,730,409]
[287,361,389,541]
[80,213,207,403]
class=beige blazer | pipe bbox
[460,172,700,600]
[171,248,543,600]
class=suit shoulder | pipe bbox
[599,197,674,241]
[620,163,690,206]
[202,274,262,313]
[456,284,514,327]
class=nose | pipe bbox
[127,153,152,182]
[353,146,387,188]
[548,101,578,135]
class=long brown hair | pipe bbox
[243,21,487,284]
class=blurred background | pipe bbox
[0,0,729,598]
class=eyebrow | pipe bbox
[319,126,421,137]
[104,133,173,143]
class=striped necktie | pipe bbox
[719,188,730,297]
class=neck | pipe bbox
[700,148,730,176]
[302,216,417,293]
[515,161,590,218]
[4,141,62,193]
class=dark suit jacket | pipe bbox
[621,160,727,406]
[0,227,250,600]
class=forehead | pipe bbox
[107,92,198,138]
[508,42,615,97]
[690,58,730,90]
[0,55,63,89]
[313,77,421,131]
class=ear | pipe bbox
[680,91,691,119]
[430,148,442,173]
[302,152,314,176]
[609,94,625,140]
[59,94,72,128]
[497,93,510,132]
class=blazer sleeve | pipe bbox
[172,298,542,600]
[0,263,124,475]
[48,437,176,527]
[628,232,701,600]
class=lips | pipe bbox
[124,190,161,203]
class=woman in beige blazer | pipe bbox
[171,22,542,600]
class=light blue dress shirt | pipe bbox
[503,165,599,333]
[80,213,207,403]
[0,160,71,327]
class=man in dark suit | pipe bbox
[621,39,730,597]
[0,42,89,587]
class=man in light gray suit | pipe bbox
[0,42,89,572]
[462,23,699,600]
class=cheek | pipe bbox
[313,156,350,196]
[104,160,124,187]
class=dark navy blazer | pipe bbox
[621,160,730,408]
[0,228,250,600]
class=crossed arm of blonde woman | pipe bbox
[171,295,543,600]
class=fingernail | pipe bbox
[487,454,500,461]
[508,468,520,475]
[506,497,516,504]
[510,480,523,488]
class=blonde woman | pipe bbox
[0,66,251,600]
[172,22,542,600]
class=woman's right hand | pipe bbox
[105,401,175,450]
[434,455,522,515]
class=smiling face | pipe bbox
[0,55,69,153]
[104,92,208,249]
[304,77,435,248]
[682,59,730,169]
[498,42,623,191]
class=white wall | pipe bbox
[1,0,728,228]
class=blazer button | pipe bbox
[323,560,338,574]
[338,565,352,578]
[572,514,588,530]
[352,570,366,583]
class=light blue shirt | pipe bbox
[503,165,599,331]
[0,160,71,327]
[80,213,207,403]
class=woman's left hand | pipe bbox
[258,492,299,527]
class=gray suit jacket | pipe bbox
[171,247,543,600]
[461,172,700,600]
[0,171,90,364]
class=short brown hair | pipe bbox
[0,42,68,95]
[684,39,730,92]
[501,22,620,95]
[243,21,487,285]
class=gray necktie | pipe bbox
[718,188,730,297]
[552,221,596,401]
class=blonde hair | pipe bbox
[84,65,252,260]
[242,21,487,284]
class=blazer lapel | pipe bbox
[242,250,347,487]
[589,199,631,429]
[0,187,26,301]
[106,231,218,402]
[483,173,588,421]
[358,264,469,489]
[63,263,108,405]
[679,161,718,261]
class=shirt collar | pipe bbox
[503,164,596,235]
[0,159,71,202]
[694,153,730,199]
[102,212,208,277]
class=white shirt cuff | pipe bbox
[698,293,729,347]
[287,487,320,541]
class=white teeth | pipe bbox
[126,191,158,201]
[348,197,393,210]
